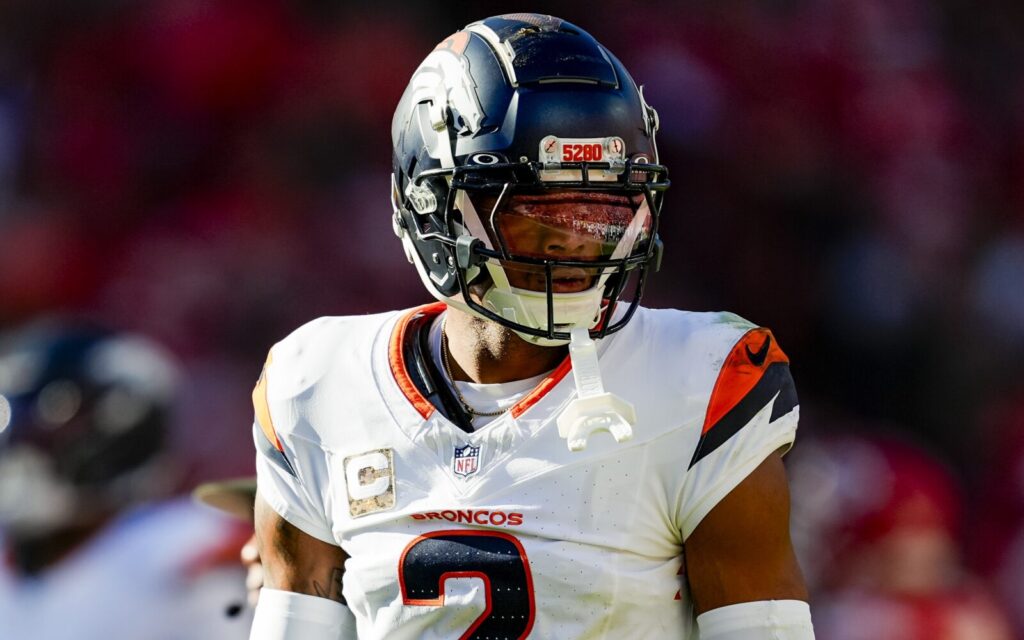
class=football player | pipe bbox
[0,321,251,639]
[250,14,813,640]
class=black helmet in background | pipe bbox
[0,321,180,555]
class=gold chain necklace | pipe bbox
[440,321,509,418]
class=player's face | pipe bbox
[470,190,650,293]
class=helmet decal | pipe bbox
[433,30,471,57]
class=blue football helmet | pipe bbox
[391,14,669,345]
[0,321,180,541]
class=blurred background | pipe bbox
[0,0,1022,637]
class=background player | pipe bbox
[0,320,252,639]
[250,14,813,640]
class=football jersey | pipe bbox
[0,498,252,640]
[254,303,800,639]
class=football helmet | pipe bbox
[391,14,669,345]
[0,321,180,541]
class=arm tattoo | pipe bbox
[313,566,346,603]
[265,510,346,601]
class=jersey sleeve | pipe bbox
[677,327,800,540]
[252,349,336,545]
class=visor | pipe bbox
[466,189,652,293]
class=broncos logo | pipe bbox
[409,29,486,146]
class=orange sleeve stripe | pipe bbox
[701,328,789,436]
[252,352,283,453]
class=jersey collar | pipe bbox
[387,303,573,423]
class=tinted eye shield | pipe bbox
[470,191,649,264]
[412,158,668,264]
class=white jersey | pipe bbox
[254,304,800,639]
[0,498,252,640]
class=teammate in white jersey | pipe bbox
[250,13,814,640]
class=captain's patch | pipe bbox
[344,448,396,517]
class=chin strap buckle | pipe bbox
[556,328,636,452]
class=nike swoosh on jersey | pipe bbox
[688,328,797,468]
[744,335,771,366]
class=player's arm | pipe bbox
[249,348,356,639]
[679,327,814,638]
[254,493,348,601]
[684,451,813,638]
[249,493,356,639]
[686,450,806,612]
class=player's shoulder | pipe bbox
[85,498,239,580]
[252,309,403,445]
[631,305,774,360]
[631,306,758,346]
[268,310,397,373]
[619,306,791,395]
[260,310,405,396]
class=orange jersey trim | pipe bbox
[510,357,572,419]
[389,303,446,420]
[701,328,789,436]
[252,351,283,452]
[387,303,572,422]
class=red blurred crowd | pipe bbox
[0,0,1022,637]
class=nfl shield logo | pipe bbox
[453,444,481,478]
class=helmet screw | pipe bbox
[431,253,441,264]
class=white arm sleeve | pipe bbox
[250,588,357,640]
[697,600,815,639]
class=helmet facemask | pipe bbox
[397,157,667,346]
[462,178,659,344]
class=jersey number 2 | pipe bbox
[399,530,535,639]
